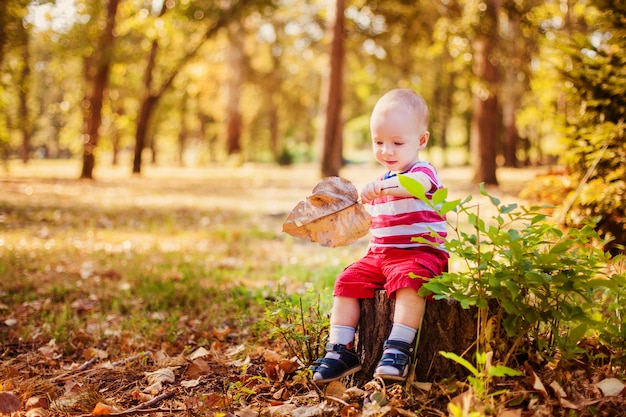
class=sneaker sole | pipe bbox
[373,371,408,382]
[313,365,362,384]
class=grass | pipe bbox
[0,160,537,332]
[1,160,379,357]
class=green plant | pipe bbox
[398,175,624,365]
[263,286,330,366]
[442,350,522,416]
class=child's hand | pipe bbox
[361,181,383,204]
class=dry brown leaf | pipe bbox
[497,409,522,417]
[25,396,49,410]
[25,408,50,417]
[189,346,211,360]
[234,406,259,417]
[0,391,20,413]
[340,404,359,417]
[325,380,347,398]
[267,403,296,417]
[559,397,580,409]
[263,349,282,362]
[63,380,81,394]
[595,377,625,397]
[131,389,152,402]
[282,177,371,247]
[91,402,119,415]
[185,358,211,379]
[145,367,175,385]
[549,380,567,398]
[530,370,548,397]
[278,359,299,374]
[181,379,201,388]
[212,326,231,340]
[82,347,108,360]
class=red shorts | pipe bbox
[334,246,448,299]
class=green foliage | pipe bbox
[557,0,626,254]
[276,146,294,166]
[400,174,626,367]
[263,286,330,366]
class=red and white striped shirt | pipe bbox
[368,161,447,252]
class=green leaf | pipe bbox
[398,174,427,202]
[431,188,448,205]
[439,351,479,376]
[440,199,462,215]
[568,323,588,343]
[479,183,500,206]
[488,365,523,377]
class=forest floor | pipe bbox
[1,160,624,417]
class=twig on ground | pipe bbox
[51,352,150,383]
[76,390,179,417]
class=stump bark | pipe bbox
[348,291,477,386]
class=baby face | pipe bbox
[370,104,429,172]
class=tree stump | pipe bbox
[348,291,477,386]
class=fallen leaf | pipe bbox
[595,377,625,397]
[549,380,567,398]
[91,402,119,415]
[25,396,49,410]
[530,370,548,397]
[145,367,175,385]
[212,326,231,340]
[0,392,20,413]
[293,405,324,416]
[131,389,152,402]
[82,347,108,360]
[282,177,371,247]
[559,397,580,409]
[325,381,347,398]
[340,404,359,417]
[278,359,300,374]
[343,387,367,401]
[235,406,259,417]
[189,346,211,360]
[411,381,433,391]
[497,409,521,417]
[185,358,211,379]
[181,379,201,388]
[25,408,50,417]
[263,349,282,362]
[268,403,296,417]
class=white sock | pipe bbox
[324,325,355,360]
[388,323,417,344]
[376,323,416,376]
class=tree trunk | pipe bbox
[349,291,477,387]
[319,0,345,178]
[178,90,188,166]
[226,22,244,158]
[470,0,499,185]
[80,0,120,179]
[17,20,31,163]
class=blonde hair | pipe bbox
[372,89,429,132]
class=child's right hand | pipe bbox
[360,181,383,204]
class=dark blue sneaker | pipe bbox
[310,343,361,383]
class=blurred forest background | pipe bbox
[0,0,624,247]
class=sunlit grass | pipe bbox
[0,159,538,356]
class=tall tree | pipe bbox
[15,7,31,163]
[132,0,257,174]
[470,0,500,185]
[225,21,244,160]
[80,0,121,179]
[319,0,345,178]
